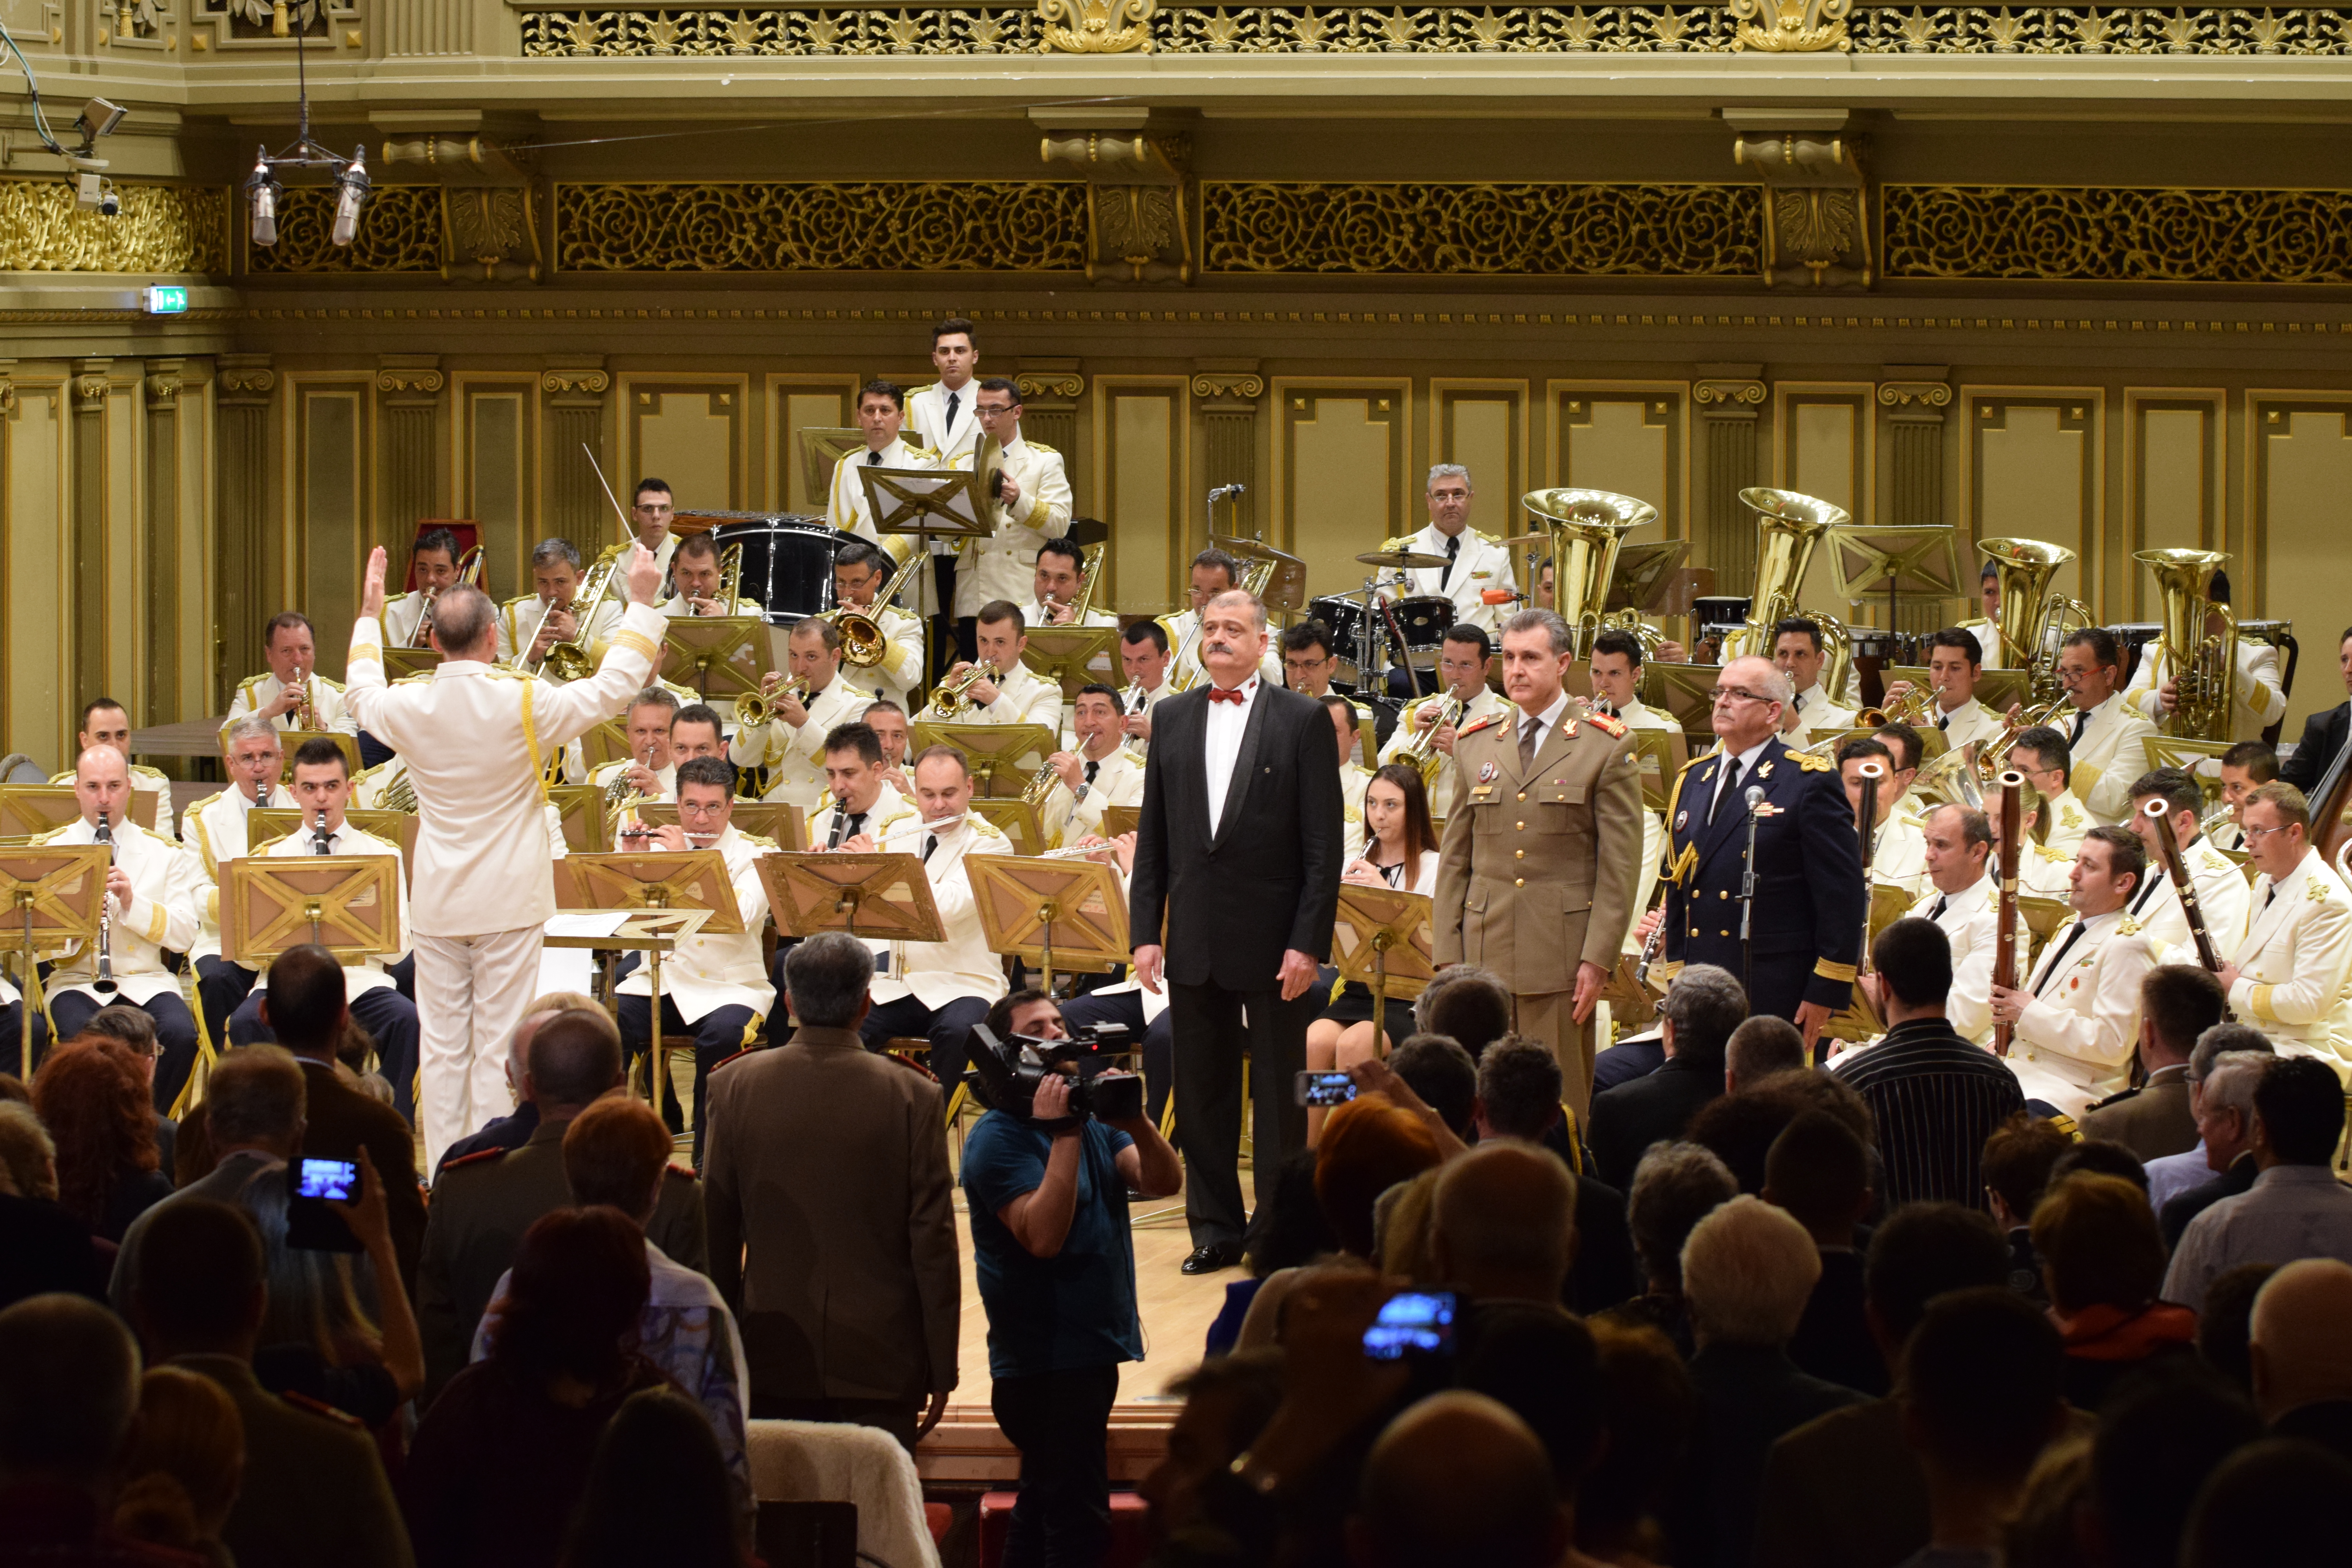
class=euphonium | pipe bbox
[827,539,926,668]
[1719,488,1850,664]
[925,661,995,720]
[529,543,628,681]
[1979,538,2092,704]
[1516,488,1656,656]
[2136,548,2239,742]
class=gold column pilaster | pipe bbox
[216,355,279,708]
[378,356,448,549]
[542,361,612,552]
[70,359,113,711]
[1879,368,1955,633]
[1192,365,1263,546]
[1015,365,1085,484]
[1695,370,1768,598]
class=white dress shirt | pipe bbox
[1203,676,1261,832]
[1386,523,1517,636]
[828,437,938,547]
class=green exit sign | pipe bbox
[144,286,188,314]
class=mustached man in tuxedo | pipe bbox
[1131,589,1345,1275]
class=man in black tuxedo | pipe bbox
[2278,624,2352,794]
[1131,588,1343,1274]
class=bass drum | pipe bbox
[704,515,838,624]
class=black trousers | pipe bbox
[618,995,758,1163]
[1056,990,1175,1125]
[1170,978,1311,1250]
[192,955,258,1064]
[859,993,990,1093]
[229,983,422,1127]
[356,729,397,770]
[51,989,198,1114]
[0,1000,47,1080]
[991,1363,1121,1568]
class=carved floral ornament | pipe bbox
[1878,381,1953,407]
[217,367,277,397]
[377,369,447,396]
[1694,379,1767,406]
[1014,372,1086,399]
[1192,371,1267,399]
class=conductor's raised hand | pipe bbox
[625,542,662,606]
[361,546,389,619]
[1278,948,1317,1003]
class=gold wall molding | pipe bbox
[1016,371,1087,399]
[1729,0,1851,52]
[1878,381,1953,408]
[1200,181,1762,278]
[248,185,445,274]
[1039,0,1155,52]
[552,182,1090,272]
[0,178,228,275]
[541,367,610,395]
[1192,370,1266,399]
[376,367,447,395]
[217,363,277,398]
[1695,379,1768,406]
[1884,185,2352,286]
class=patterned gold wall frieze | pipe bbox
[248,185,446,274]
[1695,379,1768,406]
[1039,0,1156,52]
[552,182,1090,272]
[1877,381,1953,408]
[1884,185,2352,286]
[1200,182,1763,278]
[0,178,229,275]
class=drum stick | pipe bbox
[581,443,635,537]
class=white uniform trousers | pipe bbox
[414,925,544,1167]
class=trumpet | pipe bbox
[413,543,486,647]
[736,673,808,729]
[607,741,656,811]
[924,661,996,720]
[294,669,318,730]
[1022,755,1066,806]
[1394,692,1466,790]
[1854,682,1937,730]
[92,811,117,995]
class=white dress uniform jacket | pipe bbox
[837,603,926,714]
[961,662,1063,733]
[613,824,775,1025]
[2011,907,2157,1116]
[344,600,668,937]
[1929,695,2006,754]
[1906,875,2022,1048]
[2123,639,2288,745]
[256,823,408,997]
[40,818,196,1006]
[223,672,358,739]
[2124,833,2252,968]
[1386,523,1517,637]
[1869,813,1929,902]
[828,438,940,546]
[733,677,873,810]
[2226,848,2352,1062]
[379,590,436,649]
[806,789,919,851]
[1021,600,1119,631]
[951,437,1072,616]
[906,381,982,468]
[2042,789,2094,858]
[1955,617,2015,671]
[51,764,180,843]
[1063,746,1146,845]
[868,813,1011,1012]
[180,784,298,964]
[1791,682,1859,742]
[2056,692,2158,826]
[2020,840,2076,899]
[1380,686,1509,824]
[1340,762,1373,862]
[496,593,623,669]
[657,592,765,622]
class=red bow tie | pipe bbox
[1208,686,1246,705]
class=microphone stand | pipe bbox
[1738,784,1765,999]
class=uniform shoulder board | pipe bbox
[1114,745,1147,766]
[970,817,1007,840]
[2086,1085,2139,1112]
[317,675,347,692]
[501,593,536,609]
[2034,844,2073,864]
[1789,749,1834,773]
[1025,439,1059,455]
[30,823,70,846]
[902,442,939,460]
[2309,876,2332,903]
[1586,711,1627,739]
[1458,714,1505,739]
[886,1053,940,1083]
[279,1389,365,1428]
[738,831,780,850]
[1469,527,1501,545]
[441,1145,508,1173]
[2116,914,2143,937]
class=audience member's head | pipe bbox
[563,1387,738,1568]
[486,1207,651,1394]
[1316,1094,1444,1259]
[1473,1036,1564,1143]
[1762,1109,1872,1245]
[1388,1034,1478,1140]
[202,1044,307,1158]
[0,1293,142,1495]
[112,1365,245,1556]
[2032,1172,2167,1319]
[1873,916,1953,1015]
[74,1005,159,1059]
[2182,1438,2352,1568]
[1456,1303,1604,1494]
[1627,1142,1736,1294]
[31,1039,160,1231]
[1724,1016,1806,1093]
[2196,1263,2278,1394]
[2141,964,2228,1070]
[1243,1150,1341,1279]
[2247,1258,2352,1424]
[1431,1142,1578,1303]
[2049,1138,2149,1194]
[1686,1068,1873,1195]
[257,944,348,1057]
[1417,966,1514,1059]
[1681,1195,1820,1349]
[2198,1050,2272,1171]
[562,1095,672,1227]
[2001,1434,2096,1568]
[1576,1320,1694,1561]
[782,932,875,1031]
[1348,1391,1566,1568]
[1863,1201,2010,1367]
[2092,1370,2265,1568]
[0,1099,58,1200]
[1145,1350,1286,1537]
[2190,1022,2273,1080]
[1980,1111,2071,1228]
[507,989,600,1104]
[521,1009,624,1118]
[1659,964,1746,1067]
[2251,1056,2345,1168]
[1901,1287,2067,1491]
[131,1199,267,1362]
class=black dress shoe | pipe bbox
[1182,1243,1240,1275]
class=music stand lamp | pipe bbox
[1330,885,1437,1045]
[661,616,768,706]
[0,845,108,1075]
[551,851,744,1123]
[966,854,1129,998]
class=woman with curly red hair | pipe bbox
[31,1037,171,1241]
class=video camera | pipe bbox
[967,1020,1145,1128]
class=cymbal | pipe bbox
[1495,531,1552,550]
[1210,532,1303,567]
[1356,547,1449,569]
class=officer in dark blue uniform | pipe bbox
[1652,654,1867,1053]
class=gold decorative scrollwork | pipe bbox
[76,376,110,411]
[376,369,446,395]
[1877,382,1953,408]
[1200,182,1762,277]
[553,182,1090,272]
[1695,380,1767,406]
[1016,372,1086,399]
[1191,371,1267,399]
[1884,185,2352,285]
[248,186,445,274]
[541,369,612,396]
[1728,0,1852,51]
[0,179,228,275]
[1038,0,1156,51]
[217,367,277,397]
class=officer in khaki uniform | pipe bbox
[1433,608,1644,1118]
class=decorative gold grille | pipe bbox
[552,181,1091,272]
[248,185,446,274]
[0,179,229,274]
[1884,185,2352,285]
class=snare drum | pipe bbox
[1389,595,1456,653]
[709,517,838,624]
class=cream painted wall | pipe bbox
[298,386,364,681]
[2259,408,2352,737]
[1105,389,1176,613]
[2137,409,2208,556]
[1974,401,2092,611]
[1560,397,1672,519]
[4,374,69,764]
[631,387,741,515]
[1443,397,1514,523]
[1288,396,1396,575]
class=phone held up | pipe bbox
[1294,1069,1356,1107]
[286,1155,365,1253]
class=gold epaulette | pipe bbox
[1377,534,1417,554]
[30,823,69,846]
[501,593,536,609]
[2116,914,2143,937]
[903,443,938,460]
[1789,749,1833,772]
[1025,439,1058,455]
[737,831,780,851]
[1458,714,1504,739]
[1469,527,1501,545]
[972,817,1007,840]
[2034,844,2073,864]
[2310,876,2334,903]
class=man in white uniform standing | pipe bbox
[1378,463,1517,640]
[345,541,667,1165]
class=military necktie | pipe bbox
[1519,715,1540,773]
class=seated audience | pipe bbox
[431,993,600,1177]
[2195,1262,2277,1396]
[0,1293,180,1566]
[402,1208,668,1568]
[2182,1437,2352,1568]
[1764,1110,1881,1396]
[1679,1195,1863,1568]
[2089,1372,2264,1568]
[1833,918,2025,1209]
[1724,1015,1806,1094]
[33,1038,173,1242]
[1476,1035,1639,1316]
[2160,1049,2271,1247]
[1686,1068,1877,1197]
[2165,1056,2352,1312]
[113,1365,245,1568]
[1578,1319,1696,1566]
[1455,1302,1606,1502]
[1895,1289,2068,1568]
[0,1100,106,1309]
[1601,1142,1736,1359]
[2031,1172,2195,1410]
[2143,1022,2273,1211]
[1140,1349,1287,1555]
[2081,964,2224,1159]
[129,1197,410,1568]
[242,1146,423,1427]
[1347,1392,1570,1568]
[1588,964,1745,1192]
[1430,1142,1578,1305]
[2047,1136,2149,1195]
[561,1388,740,1568]
[1313,1094,1443,1263]
[2247,1258,2352,1459]
[1414,964,1514,1063]
[1998,1433,2096,1568]
[1385,1033,1477,1146]
[1980,1113,2073,1306]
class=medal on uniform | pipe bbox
[1675,809,1689,832]
[1477,762,1497,782]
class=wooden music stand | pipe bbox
[0,786,157,839]
[221,857,402,965]
[1626,728,1690,815]
[247,810,419,886]
[1022,626,1123,701]
[857,465,995,549]
[661,615,767,704]
[1603,541,1693,614]
[966,854,1129,996]
[575,719,633,775]
[2140,736,2233,809]
[628,801,809,853]
[548,785,608,855]
[1101,804,1140,840]
[383,648,443,682]
[270,730,362,782]
[757,852,943,944]
[1828,526,1963,633]
[0,845,108,1073]
[552,851,744,1121]
[797,427,867,509]
[909,721,1057,799]
[1824,982,1886,1045]
[1595,948,1662,1019]
[1331,885,1437,1041]
[969,797,1052,857]
[1641,661,1726,739]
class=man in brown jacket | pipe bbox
[703,930,960,1450]
[1434,606,1644,1119]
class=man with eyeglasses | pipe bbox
[2049,627,2156,826]
[2005,726,2093,859]
[2216,780,2352,1065]
[1280,620,1378,764]
[1652,655,1866,1056]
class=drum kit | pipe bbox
[678,513,840,626]
[1298,543,1470,700]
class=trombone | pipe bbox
[525,542,628,681]
[823,538,927,668]
[412,543,486,648]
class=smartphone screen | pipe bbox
[1363,1291,1458,1361]
[295,1157,359,1202]
[1294,1069,1356,1107]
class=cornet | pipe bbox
[924,661,996,720]
[293,668,318,730]
[736,673,808,729]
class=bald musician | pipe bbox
[347,541,668,1165]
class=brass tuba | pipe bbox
[2136,548,2238,741]
[1978,538,2092,704]
[1517,487,1657,656]
[1717,487,1850,669]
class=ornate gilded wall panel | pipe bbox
[554,183,1090,272]
[0,179,228,274]
[1201,183,1762,277]
[2124,393,2223,620]
[1884,186,2352,286]
[249,186,446,274]
[1550,387,1686,539]
[624,380,748,515]
[1431,381,1528,523]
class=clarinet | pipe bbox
[93,811,118,996]
[312,806,334,854]
[826,796,851,851]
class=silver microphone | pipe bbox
[1745,784,1766,812]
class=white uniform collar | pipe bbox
[1795,682,1831,713]
[1937,874,1993,917]
[1001,432,1028,459]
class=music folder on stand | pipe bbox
[965,853,1129,998]
[1330,885,1437,1040]
[660,615,768,708]
[1021,625,1123,702]
[757,851,944,946]
[0,844,109,1076]
[909,721,1057,802]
